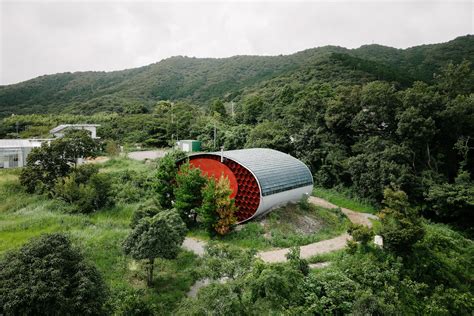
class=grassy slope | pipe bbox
[313,186,378,214]
[0,161,200,314]
[189,202,350,250]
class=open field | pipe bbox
[0,162,201,314]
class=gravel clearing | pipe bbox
[127,150,168,161]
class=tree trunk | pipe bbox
[147,258,154,287]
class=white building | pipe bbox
[0,139,44,168]
[0,124,100,169]
[50,124,100,139]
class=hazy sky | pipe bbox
[0,0,472,85]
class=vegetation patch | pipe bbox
[0,160,202,315]
[190,202,350,250]
[313,186,378,214]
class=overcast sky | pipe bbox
[0,0,472,85]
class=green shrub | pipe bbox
[53,166,112,213]
[0,233,108,315]
[110,169,153,204]
[130,199,163,228]
[348,223,374,245]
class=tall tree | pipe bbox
[198,176,238,236]
[210,99,227,117]
[379,188,425,255]
[174,162,207,227]
[154,151,186,208]
[122,210,186,286]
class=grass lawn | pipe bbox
[0,162,200,315]
[313,186,379,214]
[189,202,350,250]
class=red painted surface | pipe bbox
[188,155,261,222]
[189,158,238,198]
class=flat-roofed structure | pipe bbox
[50,124,100,139]
[0,139,44,168]
[186,148,313,223]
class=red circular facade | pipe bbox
[188,158,238,198]
[188,155,261,222]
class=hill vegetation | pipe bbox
[0,35,472,116]
[0,35,473,315]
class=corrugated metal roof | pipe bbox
[212,148,313,196]
[0,139,44,148]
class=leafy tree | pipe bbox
[379,188,425,255]
[348,138,414,201]
[426,170,474,223]
[222,124,251,150]
[153,151,186,208]
[19,129,98,193]
[209,98,227,117]
[0,233,108,315]
[57,129,98,168]
[245,121,293,153]
[122,210,186,286]
[130,199,163,228]
[351,81,399,137]
[174,162,207,227]
[198,176,237,236]
[348,223,374,247]
[434,60,473,97]
[176,283,245,316]
[247,262,304,310]
[285,247,309,276]
[19,142,71,193]
[53,165,112,213]
[300,270,360,314]
[239,95,264,125]
[201,242,256,280]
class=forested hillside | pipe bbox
[0,35,473,116]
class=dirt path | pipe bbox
[182,237,207,256]
[258,233,351,263]
[128,150,168,161]
[257,197,377,262]
[308,196,377,227]
[183,196,378,263]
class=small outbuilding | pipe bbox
[176,140,201,153]
[186,148,314,223]
[0,139,44,168]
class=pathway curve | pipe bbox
[183,196,378,263]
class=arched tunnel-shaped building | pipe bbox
[185,148,314,223]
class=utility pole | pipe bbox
[213,122,217,150]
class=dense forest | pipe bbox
[0,35,473,315]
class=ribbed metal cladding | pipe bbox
[210,148,313,196]
[186,148,313,223]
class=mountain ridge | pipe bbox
[0,35,472,117]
